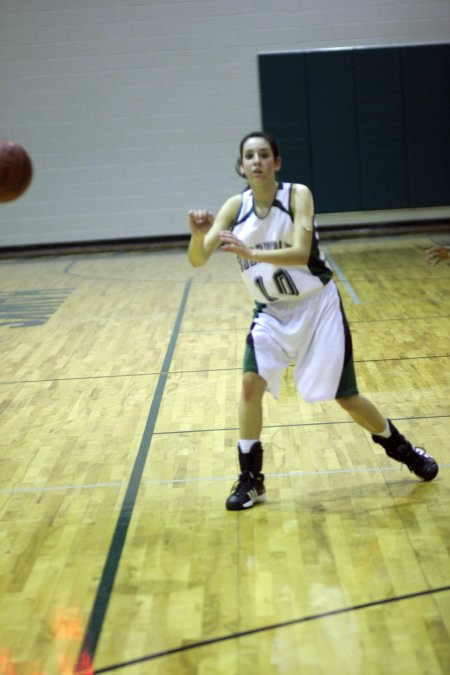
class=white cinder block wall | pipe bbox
[1,0,449,247]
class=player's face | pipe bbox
[240,137,281,183]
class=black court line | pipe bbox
[150,412,450,437]
[91,584,450,673]
[168,354,450,375]
[63,258,190,284]
[74,278,192,673]
[2,352,448,387]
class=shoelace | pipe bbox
[230,473,254,495]
[402,445,434,473]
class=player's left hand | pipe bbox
[219,230,253,259]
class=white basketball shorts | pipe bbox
[243,280,358,402]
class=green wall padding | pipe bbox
[258,44,450,214]
[259,53,312,187]
[402,45,450,207]
[354,48,409,210]
[307,50,360,212]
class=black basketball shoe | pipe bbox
[226,471,266,511]
[226,441,266,511]
[372,420,438,481]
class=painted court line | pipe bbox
[3,464,449,496]
[74,278,192,671]
[94,585,450,672]
[322,247,361,304]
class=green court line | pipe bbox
[74,278,192,673]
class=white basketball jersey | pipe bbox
[232,182,332,304]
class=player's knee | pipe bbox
[242,372,266,402]
[336,395,359,412]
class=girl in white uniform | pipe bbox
[188,131,438,510]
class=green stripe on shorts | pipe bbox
[243,303,265,374]
[243,338,259,374]
[335,357,359,398]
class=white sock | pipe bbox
[376,421,391,438]
[239,439,259,454]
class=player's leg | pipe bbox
[294,282,438,482]
[239,371,266,439]
[336,394,439,481]
[226,314,288,511]
[335,393,386,434]
[226,372,267,511]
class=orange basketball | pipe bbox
[0,139,33,203]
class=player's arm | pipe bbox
[187,195,241,268]
[219,184,314,265]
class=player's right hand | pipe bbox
[188,209,214,234]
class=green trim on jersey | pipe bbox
[308,230,333,285]
[286,185,332,286]
[233,182,333,291]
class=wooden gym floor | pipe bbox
[0,232,449,674]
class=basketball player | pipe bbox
[188,131,439,511]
